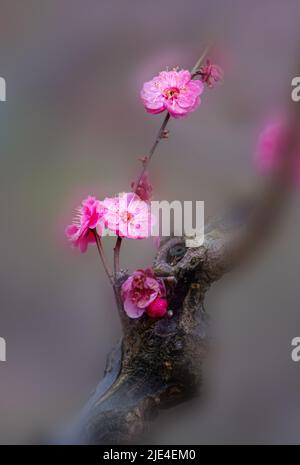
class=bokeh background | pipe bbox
[0,0,300,444]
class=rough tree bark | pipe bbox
[58,96,300,445]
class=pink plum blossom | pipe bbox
[256,119,300,183]
[141,69,204,118]
[65,196,105,252]
[198,60,223,88]
[121,268,166,319]
[103,192,152,239]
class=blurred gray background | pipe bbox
[0,0,300,444]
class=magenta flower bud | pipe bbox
[146,297,168,319]
[198,60,224,88]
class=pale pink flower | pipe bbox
[121,268,166,319]
[256,119,300,183]
[131,171,153,202]
[141,69,204,118]
[198,60,223,88]
[103,192,153,239]
[65,196,105,252]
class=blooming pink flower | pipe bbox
[256,119,300,183]
[103,192,153,239]
[65,196,105,252]
[121,268,166,318]
[131,171,153,202]
[198,60,223,88]
[141,69,204,118]
[146,297,168,318]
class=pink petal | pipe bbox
[118,220,130,238]
[159,70,177,87]
[65,224,79,238]
[189,95,201,112]
[176,69,192,87]
[145,277,160,292]
[177,92,197,108]
[145,106,165,115]
[166,99,188,118]
[137,291,158,308]
[127,222,149,239]
[124,298,145,319]
[187,80,204,95]
[143,99,165,113]
[121,275,134,297]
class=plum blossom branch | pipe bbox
[113,46,213,276]
[65,45,223,321]
[136,46,211,188]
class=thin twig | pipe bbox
[93,230,114,287]
[112,45,211,278]
[191,44,211,76]
[114,236,122,275]
[134,112,171,190]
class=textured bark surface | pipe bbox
[61,199,261,444]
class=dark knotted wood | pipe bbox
[61,200,263,444]
[59,89,300,445]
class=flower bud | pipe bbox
[146,297,168,318]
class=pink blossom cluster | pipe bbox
[121,268,168,319]
[66,192,152,252]
[66,56,223,320]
